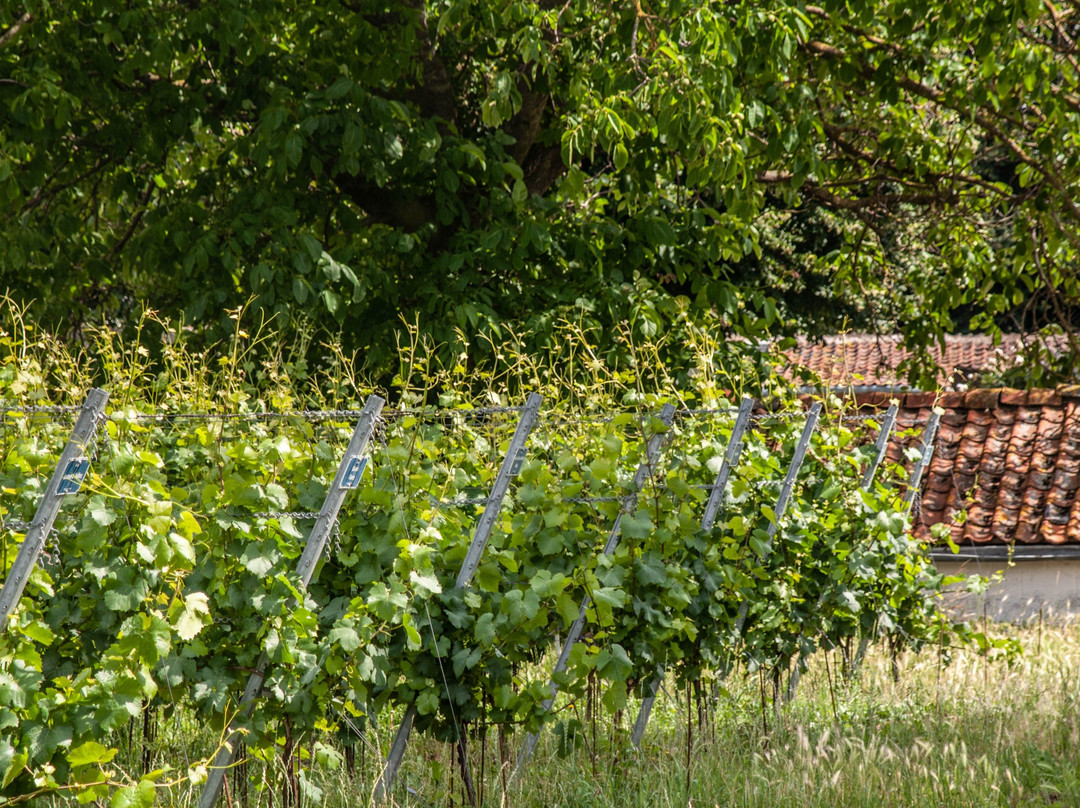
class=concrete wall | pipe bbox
[933,554,1080,623]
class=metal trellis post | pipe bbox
[198,394,384,808]
[903,411,940,513]
[861,405,899,491]
[513,402,677,777]
[786,403,900,702]
[630,396,754,748]
[765,403,822,542]
[373,392,543,802]
[0,387,109,630]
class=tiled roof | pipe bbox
[788,333,1061,389]
[851,388,1080,545]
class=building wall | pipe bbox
[934,557,1080,623]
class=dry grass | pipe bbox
[117,620,1080,808]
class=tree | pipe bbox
[2,0,1078,384]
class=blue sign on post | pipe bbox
[339,456,369,489]
[56,458,90,495]
[509,447,527,477]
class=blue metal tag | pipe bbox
[509,447,527,477]
[340,456,369,489]
[57,458,90,495]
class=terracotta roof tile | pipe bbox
[853,394,1080,545]
[1069,498,1080,543]
[787,334,1067,389]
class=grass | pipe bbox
[93,620,1080,808]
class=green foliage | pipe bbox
[2,1,1078,382]
[0,312,986,804]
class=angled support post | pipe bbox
[198,394,384,808]
[731,403,823,639]
[861,405,899,491]
[0,387,109,630]
[373,392,543,802]
[630,396,753,748]
[903,411,940,514]
[786,403,900,702]
[766,403,822,542]
[513,403,677,777]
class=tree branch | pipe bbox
[0,11,31,50]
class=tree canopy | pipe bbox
[2,0,1079,384]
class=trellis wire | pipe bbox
[0,403,83,417]
[131,405,524,424]
[6,401,889,428]
[0,388,940,798]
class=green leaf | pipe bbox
[474,562,501,592]
[592,587,626,609]
[402,613,421,649]
[314,741,344,770]
[613,141,629,171]
[475,613,496,647]
[110,779,156,808]
[556,592,580,627]
[601,679,628,711]
[68,741,118,768]
[90,497,117,526]
[620,510,653,539]
[19,620,55,646]
[529,570,566,598]
[635,553,668,586]
[3,750,26,788]
[285,131,303,166]
[0,739,15,788]
[410,570,443,596]
[749,530,772,559]
[173,593,210,641]
[329,625,362,653]
[415,688,440,716]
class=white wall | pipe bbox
[934,557,1080,623]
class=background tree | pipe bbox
[2,0,1078,385]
